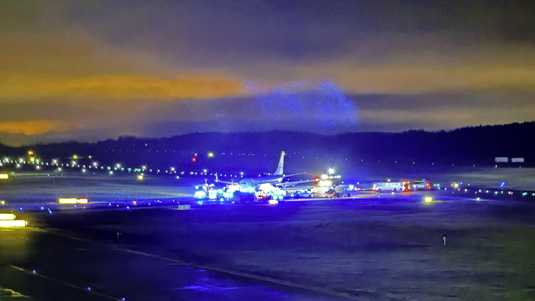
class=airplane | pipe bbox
[215,151,305,189]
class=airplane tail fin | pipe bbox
[274,151,285,176]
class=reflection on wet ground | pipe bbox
[0,229,339,301]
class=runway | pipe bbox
[2,178,535,300]
[0,226,338,301]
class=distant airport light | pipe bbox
[0,213,16,220]
[27,150,34,156]
[0,173,9,180]
[207,152,215,158]
[494,157,509,163]
[327,168,336,175]
[58,198,89,205]
[177,204,191,211]
[0,219,27,228]
[511,157,525,163]
[0,200,6,206]
[72,154,79,160]
[423,196,434,205]
[136,174,144,181]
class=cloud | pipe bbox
[0,120,66,136]
[1,1,535,145]
[0,74,245,101]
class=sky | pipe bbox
[1,0,535,145]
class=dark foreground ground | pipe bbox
[2,193,535,300]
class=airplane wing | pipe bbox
[276,178,315,188]
[282,172,307,178]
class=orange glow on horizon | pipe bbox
[0,120,65,135]
[0,74,245,101]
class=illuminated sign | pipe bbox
[268,199,279,206]
[0,213,16,220]
[0,220,27,228]
[58,198,89,205]
[423,196,434,205]
[0,212,27,228]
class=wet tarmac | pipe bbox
[2,191,535,300]
[0,228,338,301]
